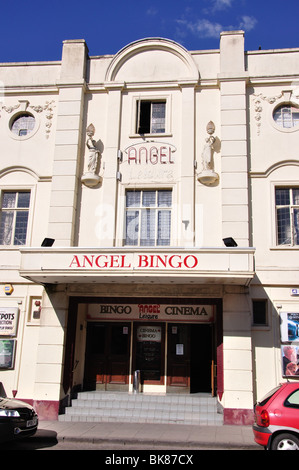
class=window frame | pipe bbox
[275,186,299,247]
[10,113,36,137]
[270,100,299,134]
[273,104,299,129]
[131,95,171,137]
[252,299,268,327]
[0,188,33,247]
[7,110,40,141]
[124,188,173,247]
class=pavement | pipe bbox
[36,420,260,450]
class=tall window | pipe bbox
[136,100,166,134]
[252,300,267,326]
[275,187,299,246]
[0,191,31,245]
[125,189,172,246]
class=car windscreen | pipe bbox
[256,385,282,406]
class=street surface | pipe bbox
[1,435,260,451]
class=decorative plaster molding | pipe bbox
[252,88,299,136]
[0,99,55,138]
[252,92,283,136]
[29,100,55,138]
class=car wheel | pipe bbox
[271,433,299,450]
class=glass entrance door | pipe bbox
[133,323,165,385]
[83,322,131,391]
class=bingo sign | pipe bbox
[0,307,19,336]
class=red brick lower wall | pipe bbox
[223,408,254,425]
[20,399,59,421]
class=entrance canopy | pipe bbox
[19,247,255,285]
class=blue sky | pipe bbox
[1,0,299,62]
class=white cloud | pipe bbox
[202,0,235,14]
[146,7,158,16]
[179,18,223,39]
[239,15,257,32]
[212,0,234,11]
[176,14,257,40]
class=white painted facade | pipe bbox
[0,31,298,424]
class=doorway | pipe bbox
[83,322,131,391]
[167,323,213,393]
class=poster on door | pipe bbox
[0,339,16,369]
[280,312,299,343]
[281,345,299,377]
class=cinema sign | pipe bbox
[87,302,214,322]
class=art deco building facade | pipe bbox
[0,31,299,424]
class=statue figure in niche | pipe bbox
[86,124,100,173]
[81,123,103,187]
[202,134,216,172]
[197,121,219,186]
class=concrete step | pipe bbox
[59,392,223,425]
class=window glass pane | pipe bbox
[151,102,165,133]
[11,114,35,135]
[125,189,171,247]
[277,207,291,245]
[273,105,299,128]
[0,191,30,246]
[140,209,155,246]
[14,211,29,245]
[158,190,172,207]
[2,192,16,209]
[285,390,299,407]
[157,210,171,246]
[126,191,140,208]
[293,189,299,205]
[282,107,292,128]
[276,188,290,206]
[125,210,139,245]
[293,208,299,245]
[0,211,13,244]
[142,191,156,207]
[17,192,30,208]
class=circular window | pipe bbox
[11,113,35,136]
[273,104,299,129]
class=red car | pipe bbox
[253,382,299,450]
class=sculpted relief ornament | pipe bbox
[197,121,219,186]
[81,123,103,187]
[0,99,55,138]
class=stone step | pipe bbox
[59,392,223,425]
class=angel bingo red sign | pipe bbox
[69,253,199,270]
